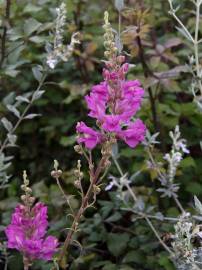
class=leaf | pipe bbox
[106,212,122,222]
[24,114,40,119]
[7,105,20,118]
[124,250,144,263]
[4,69,20,77]
[194,196,202,215]
[24,18,42,36]
[32,66,43,82]
[115,0,124,11]
[7,134,17,146]
[29,36,46,43]
[107,233,130,256]
[164,37,182,49]
[1,117,13,132]
[59,135,76,146]
[32,90,45,101]
[16,96,30,103]
[23,4,42,13]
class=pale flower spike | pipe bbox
[46,2,80,69]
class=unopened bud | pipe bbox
[93,185,101,194]
[117,55,125,64]
[21,195,26,201]
[29,196,35,204]
[74,180,80,189]
[74,145,83,155]
[51,169,63,179]
[25,187,32,194]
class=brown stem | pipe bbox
[56,154,109,269]
[136,36,159,132]
[23,256,30,270]
[0,0,11,68]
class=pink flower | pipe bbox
[85,94,105,120]
[75,56,146,149]
[102,115,121,132]
[76,121,102,149]
[5,203,58,262]
[118,119,146,148]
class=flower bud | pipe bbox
[74,180,80,189]
[117,55,125,64]
[74,145,83,155]
[51,170,63,179]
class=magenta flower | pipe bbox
[76,56,146,149]
[102,115,121,132]
[118,120,147,148]
[76,121,102,149]
[5,203,58,262]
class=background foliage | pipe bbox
[0,0,202,269]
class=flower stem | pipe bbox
[55,154,110,269]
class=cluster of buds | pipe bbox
[74,160,84,189]
[103,11,118,60]
[20,171,35,208]
[51,160,63,179]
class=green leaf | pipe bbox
[24,18,42,36]
[107,233,130,256]
[32,66,43,82]
[105,212,122,222]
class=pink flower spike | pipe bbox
[119,119,146,148]
[5,203,58,262]
[76,121,102,149]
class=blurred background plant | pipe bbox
[0,0,202,270]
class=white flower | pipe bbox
[46,56,58,69]
[177,140,190,154]
[105,181,114,191]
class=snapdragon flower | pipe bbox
[5,172,58,267]
[76,56,146,149]
[5,203,58,263]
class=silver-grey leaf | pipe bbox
[32,66,43,82]
[16,96,30,103]
[24,113,40,119]
[7,134,17,146]
[7,105,20,118]
[1,117,13,132]
[115,0,124,11]
[194,196,202,215]
[32,90,45,101]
